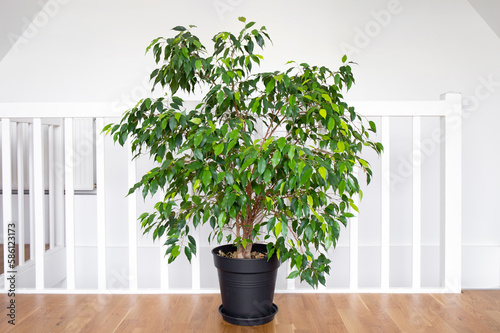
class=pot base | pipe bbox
[218,303,278,326]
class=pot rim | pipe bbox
[212,243,273,261]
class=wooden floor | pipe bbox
[1,291,499,332]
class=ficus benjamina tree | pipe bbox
[105,17,383,287]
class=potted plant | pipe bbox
[105,17,382,326]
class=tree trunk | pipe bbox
[236,243,253,259]
[236,225,253,258]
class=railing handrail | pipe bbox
[0,99,452,118]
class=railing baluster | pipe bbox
[48,125,55,249]
[412,117,422,289]
[286,261,295,290]
[191,220,201,292]
[54,123,65,247]
[380,116,391,290]
[160,235,169,291]
[95,117,107,290]
[33,118,45,290]
[127,140,138,290]
[441,93,462,292]
[64,118,76,290]
[28,123,35,261]
[349,170,359,290]
[2,119,13,289]
[17,123,26,266]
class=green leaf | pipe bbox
[194,149,203,160]
[193,179,201,191]
[288,145,295,159]
[337,141,345,152]
[190,118,201,125]
[305,225,313,240]
[194,134,203,147]
[307,195,314,207]
[263,169,272,183]
[271,151,281,167]
[277,137,286,151]
[319,109,327,119]
[300,167,313,186]
[184,247,192,262]
[225,172,234,185]
[342,54,348,63]
[287,271,300,279]
[241,156,256,170]
[274,221,282,236]
[227,139,237,152]
[188,235,196,246]
[328,118,335,132]
[202,170,211,186]
[222,72,230,85]
[258,157,266,174]
[214,142,225,156]
[169,117,177,130]
[318,166,327,180]
[218,212,227,228]
[216,171,226,184]
[266,78,275,94]
[295,254,303,269]
[339,179,345,195]
[325,236,333,250]
[172,26,186,31]
[217,91,225,105]
[195,60,202,71]
[238,16,246,22]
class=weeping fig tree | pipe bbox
[105,17,383,287]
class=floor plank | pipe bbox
[1,291,499,332]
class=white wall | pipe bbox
[0,0,499,289]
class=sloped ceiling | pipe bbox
[0,0,48,61]
[467,0,500,38]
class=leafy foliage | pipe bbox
[105,17,383,287]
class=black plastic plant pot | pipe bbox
[212,243,280,326]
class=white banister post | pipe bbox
[412,117,422,290]
[380,117,391,290]
[191,209,201,291]
[127,140,138,291]
[64,118,76,290]
[95,118,107,290]
[54,123,65,247]
[28,124,35,260]
[2,119,13,289]
[441,92,462,293]
[33,118,45,290]
[48,126,55,249]
[160,235,169,291]
[16,123,26,266]
[349,170,359,290]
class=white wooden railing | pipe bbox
[0,93,462,293]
